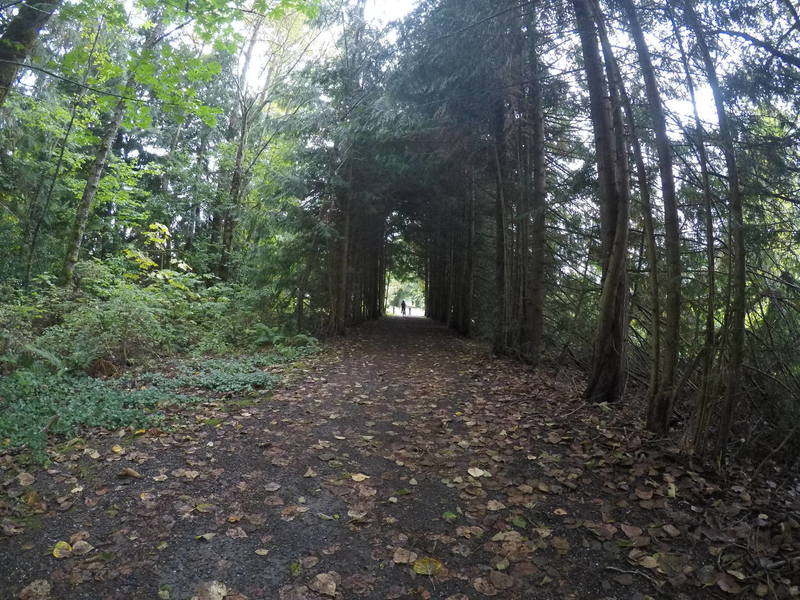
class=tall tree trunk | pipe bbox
[334,169,352,334]
[26,19,102,286]
[683,1,746,464]
[219,108,248,280]
[671,12,718,455]
[0,0,61,108]
[590,0,661,404]
[60,18,167,285]
[492,97,509,355]
[574,0,630,403]
[528,6,547,366]
[621,0,681,434]
[217,20,262,280]
[61,73,134,285]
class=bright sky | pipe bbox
[363,0,419,27]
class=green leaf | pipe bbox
[510,515,528,529]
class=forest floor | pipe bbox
[1,317,799,600]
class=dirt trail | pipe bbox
[2,318,797,600]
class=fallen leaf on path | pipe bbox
[393,548,418,564]
[192,581,228,600]
[303,467,317,478]
[308,572,339,597]
[280,506,309,521]
[473,577,497,596]
[118,467,143,479]
[173,469,200,480]
[620,523,643,538]
[662,524,680,537]
[717,573,742,594]
[551,536,570,555]
[17,472,35,486]
[226,527,247,539]
[265,482,281,492]
[278,585,309,600]
[486,500,505,511]
[18,580,51,600]
[52,541,72,558]
[300,556,319,569]
[255,548,270,556]
[71,540,93,555]
[350,473,370,482]
[196,533,216,542]
[413,556,444,575]
[510,515,527,529]
[69,531,89,544]
[468,467,491,478]
[489,570,515,590]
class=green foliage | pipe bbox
[0,340,319,460]
[129,357,281,394]
[0,257,321,377]
[0,369,198,461]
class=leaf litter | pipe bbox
[0,318,798,598]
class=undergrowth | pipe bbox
[0,370,198,461]
[0,261,322,462]
[0,344,320,462]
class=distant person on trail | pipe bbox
[401,300,407,316]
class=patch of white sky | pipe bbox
[363,0,418,28]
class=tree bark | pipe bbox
[528,5,547,366]
[683,1,746,464]
[492,97,509,355]
[0,0,61,108]
[575,0,630,403]
[621,0,681,434]
[217,20,262,280]
[671,12,718,455]
[61,73,134,285]
[592,0,661,403]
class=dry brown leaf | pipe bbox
[71,540,93,555]
[551,536,570,555]
[17,472,35,487]
[473,577,498,596]
[393,547,418,564]
[118,467,142,479]
[662,524,680,538]
[308,572,339,597]
[717,572,742,594]
[488,570,514,591]
[226,527,247,539]
[18,580,51,600]
[620,523,643,538]
[192,581,228,600]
